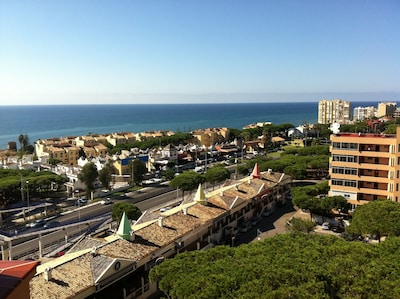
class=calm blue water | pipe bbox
[0,101,378,149]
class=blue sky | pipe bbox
[0,0,399,105]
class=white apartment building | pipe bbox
[353,106,376,121]
[318,99,351,124]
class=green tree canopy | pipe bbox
[0,169,67,204]
[169,171,205,199]
[77,162,98,199]
[162,168,176,181]
[347,200,400,240]
[292,181,348,218]
[129,159,147,186]
[287,217,315,233]
[150,233,400,298]
[205,166,231,190]
[98,161,117,190]
[111,202,142,222]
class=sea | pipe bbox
[0,101,381,150]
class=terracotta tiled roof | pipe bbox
[30,254,94,299]
[187,203,226,221]
[68,237,106,253]
[0,260,39,299]
[0,260,38,279]
[97,238,157,261]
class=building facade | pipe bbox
[28,166,291,299]
[377,102,397,118]
[318,99,351,124]
[329,127,400,209]
[353,106,376,121]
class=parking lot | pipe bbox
[232,199,343,246]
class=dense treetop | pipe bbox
[150,233,400,298]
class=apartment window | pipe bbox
[397,183,399,192]
[332,155,358,163]
[332,179,356,187]
[332,142,358,150]
[332,167,357,175]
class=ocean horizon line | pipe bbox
[0,99,383,107]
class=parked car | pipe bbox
[262,208,273,217]
[239,221,252,233]
[101,198,113,205]
[29,219,46,228]
[321,222,331,230]
[160,206,172,213]
[44,221,60,229]
[251,217,261,226]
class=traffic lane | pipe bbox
[125,185,175,204]
[135,189,182,212]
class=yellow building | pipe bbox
[106,133,130,147]
[377,102,397,118]
[192,127,230,146]
[329,127,400,209]
[75,135,96,147]
[64,146,80,165]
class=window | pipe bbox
[332,142,358,150]
[332,155,358,163]
[332,179,356,188]
[332,167,357,175]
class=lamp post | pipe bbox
[234,153,238,179]
[26,181,30,210]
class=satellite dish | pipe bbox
[330,122,340,134]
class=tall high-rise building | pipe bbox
[377,102,397,117]
[329,127,400,210]
[318,99,351,124]
[353,106,376,121]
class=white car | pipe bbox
[101,198,113,205]
[321,222,331,230]
[160,206,172,213]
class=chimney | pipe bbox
[130,230,135,241]
[91,246,97,257]
[183,207,188,215]
[44,267,52,281]
[158,216,163,227]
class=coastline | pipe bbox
[0,102,321,150]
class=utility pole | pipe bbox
[26,180,30,213]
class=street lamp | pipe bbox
[234,153,238,179]
[26,181,30,210]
